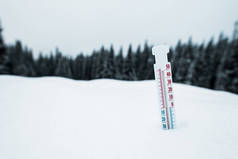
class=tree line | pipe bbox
[0,23,238,94]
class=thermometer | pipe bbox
[152,45,176,130]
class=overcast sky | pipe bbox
[0,0,238,56]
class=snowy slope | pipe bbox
[0,75,238,159]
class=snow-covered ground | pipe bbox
[0,75,238,159]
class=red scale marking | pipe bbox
[158,69,165,109]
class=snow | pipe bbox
[0,75,238,159]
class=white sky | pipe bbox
[0,0,238,57]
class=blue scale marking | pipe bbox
[169,107,174,129]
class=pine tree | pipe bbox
[210,34,229,89]
[215,38,238,93]
[23,47,36,76]
[123,44,136,80]
[54,48,72,78]
[114,47,124,79]
[48,53,56,76]
[0,22,9,74]
[73,54,85,79]
[171,40,183,82]
[90,51,99,79]
[55,57,72,78]
[11,41,30,76]
[134,45,142,79]
[36,53,48,76]
[190,39,214,88]
[147,46,154,80]
[138,42,150,80]
[106,45,116,78]
[95,46,107,78]
[84,56,92,80]
[174,38,195,83]
[189,44,204,86]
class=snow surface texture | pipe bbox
[0,75,238,159]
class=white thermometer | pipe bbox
[152,45,176,130]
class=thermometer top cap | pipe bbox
[152,45,169,67]
[152,45,169,56]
